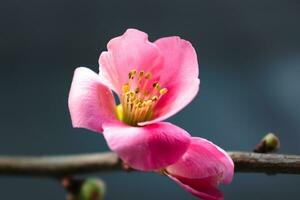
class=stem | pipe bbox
[0,151,299,177]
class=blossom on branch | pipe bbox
[68,28,233,199]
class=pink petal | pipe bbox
[167,137,234,184]
[68,67,116,133]
[165,137,234,200]
[99,29,199,126]
[167,175,224,200]
[102,121,191,171]
[140,37,200,125]
[99,29,163,95]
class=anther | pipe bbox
[128,70,136,79]
[122,83,130,93]
[128,91,135,98]
[153,82,160,89]
[151,96,158,102]
[138,102,143,108]
[138,71,144,78]
[135,87,140,93]
[159,88,168,95]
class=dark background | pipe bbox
[1,0,300,199]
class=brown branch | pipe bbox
[228,152,300,174]
[0,152,122,177]
[0,151,299,177]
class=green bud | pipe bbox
[79,178,106,200]
[264,133,280,151]
[254,132,280,153]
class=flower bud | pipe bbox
[79,178,106,200]
[254,133,280,153]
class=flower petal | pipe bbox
[166,137,234,183]
[167,175,224,200]
[102,121,191,170]
[99,29,162,95]
[140,37,200,125]
[165,137,234,200]
[99,29,199,126]
[68,67,116,133]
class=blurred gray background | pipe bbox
[1,0,300,199]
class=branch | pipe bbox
[229,152,300,174]
[0,152,122,177]
[0,151,299,177]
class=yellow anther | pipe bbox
[134,98,141,104]
[159,88,168,95]
[127,91,135,99]
[153,82,160,90]
[139,102,145,108]
[128,70,136,79]
[151,96,158,102]
[122,83,130,93]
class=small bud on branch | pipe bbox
[62,177,106,200]
[254,133,280,153]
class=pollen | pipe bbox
[119,69,168,126]
[159,88,168,95]
[122,83,130,93]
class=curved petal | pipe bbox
[166,137,234,184]
[139,37,200,126]
[167,175,224,200]
[165,137,233,200]
[102,121,191,171]
[68,67,116,133]
[99,29,163,95]
[99,29,199,126]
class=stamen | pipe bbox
[120,69,168,126]
[128,70,136,79]
[159,88,168,95]
[138,71,144,79]
[153,82,160,90]
[151,96,158,102]
[135,87,140,93]
[122,83,130,93]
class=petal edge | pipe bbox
[103,121,191,170]
[68,67,116,133]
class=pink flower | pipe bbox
[68,28,199,170]
[164,137,234,200]
[68,28,234,199]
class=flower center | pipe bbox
[117,69,168,126]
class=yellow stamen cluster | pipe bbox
[119,69,168,125]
